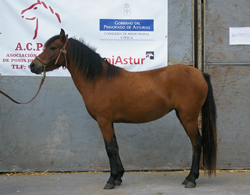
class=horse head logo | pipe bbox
[21,0,61,39]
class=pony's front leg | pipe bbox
[104,134,124,189]
[98,119,124,189]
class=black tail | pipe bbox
[202,73,217,176]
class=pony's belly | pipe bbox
[114,106,173,123]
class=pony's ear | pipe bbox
[59,29,66,41]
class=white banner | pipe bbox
[0,0,168,76]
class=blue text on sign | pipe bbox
[100,19,154,31]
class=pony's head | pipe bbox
[30,29,68,74]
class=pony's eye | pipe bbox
[50,46,57,50]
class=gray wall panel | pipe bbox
[205,0,250,169]
[0,77,191,172]
[205,0,250,64]
[206,65,250,169]
[168,0,194,65]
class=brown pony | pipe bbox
[30,29,217,189]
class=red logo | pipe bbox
[21,0,61,39]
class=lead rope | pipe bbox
[0,65,46,104]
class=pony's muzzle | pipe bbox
[30,61,43,74]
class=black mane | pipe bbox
[69,38,121,80]
[44,35,121,80]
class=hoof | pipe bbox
[182,179,188,185]
[103,183,115,189]
[115,179,122,186]
[185,181,196,188]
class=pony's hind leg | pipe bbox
[98,119,124,189]
[176,111,202,188]
[182,130,202,188]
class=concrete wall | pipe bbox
[204,0,250,169]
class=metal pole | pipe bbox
[194,0,204,71]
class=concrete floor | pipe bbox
[0,170,249,195]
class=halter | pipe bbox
[0,35,69,104]
[36,34,69,69]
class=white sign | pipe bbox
[0,0,168,76]
[229,27,250,45]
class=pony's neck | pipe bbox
[65,38,123,98]
[66,59,107,99]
